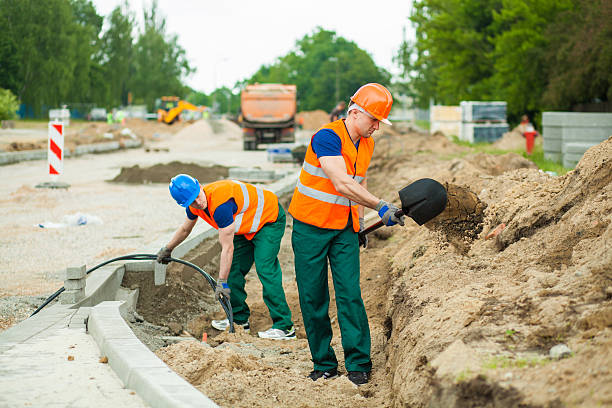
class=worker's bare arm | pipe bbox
[319,156,379,208]
[166,217,197,250]
[217,224,235,280]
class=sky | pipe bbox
[92,0,414,94]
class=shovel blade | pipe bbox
[399,178,447,225]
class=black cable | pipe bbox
[30,254,234,333]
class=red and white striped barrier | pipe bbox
[48,121,64,176]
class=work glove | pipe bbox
[156,246,172,264]
[215,278,231,300]
[358,217,368,249]
[376,200,405,227]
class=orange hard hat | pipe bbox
[350,83,393,125]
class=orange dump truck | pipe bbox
[240,83,296,150]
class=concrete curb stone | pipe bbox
[89,301,218,408]
[0,139,142,166]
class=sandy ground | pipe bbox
[2,117,611,407]
[0,118,299,315]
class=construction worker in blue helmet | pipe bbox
[157,174,295,340]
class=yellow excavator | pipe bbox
[156,96,206,124]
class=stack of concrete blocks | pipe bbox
[459,101,508,143]
[229,167,276,183]
[430,105,461,138]
[267,143,295,163]
[543,112,612,167]
[60,265,86,304]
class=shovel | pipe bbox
[359,178,448,238]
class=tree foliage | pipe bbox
[130,0,193,110]
[542,0,612,109]
[400,0,611,121]
[247,28,390,112]
[0,0,194,116]
[0,88,19,120]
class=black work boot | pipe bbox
[347,371,370,385]
[308,367,338,381]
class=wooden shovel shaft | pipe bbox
[359,209,404,237]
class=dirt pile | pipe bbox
[380,136,611,407]
[130,129,610,407]
[0,118,189,152]
[297,110,329,130]
[109,161,229,184]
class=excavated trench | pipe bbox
[115,132,612,407]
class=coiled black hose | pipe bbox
[30,253,234,333]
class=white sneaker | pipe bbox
[258,326,296,340]
[211,319,250,333]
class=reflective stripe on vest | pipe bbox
[288,119,374,231]
[190,180,278,240]
[302,161,365,183]
[232,180,266,233]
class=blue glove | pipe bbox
[215,278,231,300]
[376,200,405,226]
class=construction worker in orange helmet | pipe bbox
[157,175,295,340]
[288,83,404,385]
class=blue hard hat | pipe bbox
[169,174,200,207]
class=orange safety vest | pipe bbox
[189,180,279,240]
[288,119,374,232]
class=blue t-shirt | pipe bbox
[186,198,237,228]
[312,128,359,158]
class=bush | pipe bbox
[0,88,19,121]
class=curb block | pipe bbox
[0,139,142,166]
[89,301,218,408]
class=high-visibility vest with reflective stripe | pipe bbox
[189,180,279,240]
[288,119,374,232]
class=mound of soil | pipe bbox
[109,161,229,184]
[297,110,329,130]
[130,129,611,407]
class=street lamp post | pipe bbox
[328,57,339,102]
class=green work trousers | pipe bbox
[227,205,293,331]
[292,219,372,373]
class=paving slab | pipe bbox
[0,318,147,407]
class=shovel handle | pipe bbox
[359,209,404,238]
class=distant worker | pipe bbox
[157,175,295,340]
[329,101,346,122]
[289,83,405,385]
[518,114,539,155]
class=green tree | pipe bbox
[0,0,80,114]
[130,0,194,110]
[186,90,210,107]
[65,0,106,105]
[404,0,502,107]
[0,88,19,120]
[542,0,612,109]
[248,28,389,111]
[490,0,573,119]
[100,1,135,107]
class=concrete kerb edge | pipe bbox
[89,301,218,408]
[0,139,143,166]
